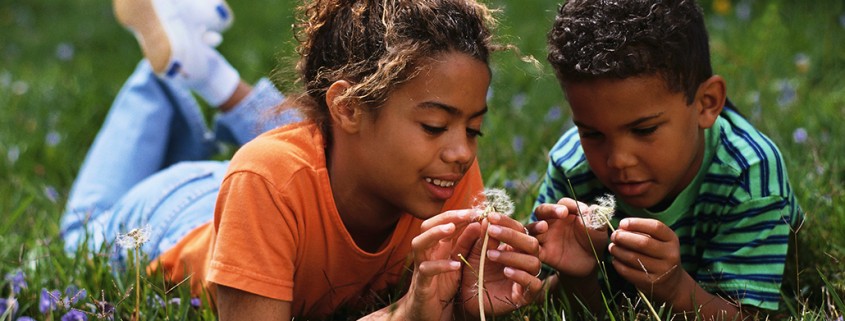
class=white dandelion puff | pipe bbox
[585,194,616,230]
[116,225,151,249]
[473,188,514,217]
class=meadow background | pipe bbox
[1,0,843,319]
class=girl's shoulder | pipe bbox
[227,121,328,184]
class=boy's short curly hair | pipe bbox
[547,0,712,104]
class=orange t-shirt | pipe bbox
[152,121,484,318]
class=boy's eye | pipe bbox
[632,126,658,136]
[422,124,447,135]
[579,130,603,139]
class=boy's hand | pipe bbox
[459,212,543,317]
[528,198,609,278]
[608,218,685,302]
[386,209,478,321]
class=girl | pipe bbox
[62,0,543,319]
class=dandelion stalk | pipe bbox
[117,226,151,321]
[584,194,661,321]
[472,188,514,321]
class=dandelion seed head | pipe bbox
[473,188,515,217]
[116,225,151,249]
[585,194,616,230]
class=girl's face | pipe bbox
[347,52,490,219]
[564,75,712,210]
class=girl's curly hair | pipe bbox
[278,0,503,140]
[547,0,712,104]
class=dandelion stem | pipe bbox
[477,218,491,321]
[134,247,140,321]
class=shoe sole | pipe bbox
[114,0,172,75]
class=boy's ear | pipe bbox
[695,75,726,129]
[326,80,362,134]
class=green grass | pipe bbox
[1,0,843,319]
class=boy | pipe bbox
[529,0,803,318]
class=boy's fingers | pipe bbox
[533,204,569,220]
[617,218,676,242]
[486,222,539,256]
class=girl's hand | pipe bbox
[459,212,543,317]
[370,209,478,321]
[527,198,609,278]
[608,218,685,303]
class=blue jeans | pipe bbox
[61,61,299,258]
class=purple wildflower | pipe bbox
[776,80,797,108]
[40,288,61,314]
[44,185,60,203]
[0,298,8,316]
[169,297,181,306]
[840,14,845,29]
[6,145,20,164]
[545,105,562,122]
[60,309,88,321]
[65,286,87,305]
[510,92,527,111]
[792,128,808,144]
[56,43,75,61]
[46,131,62,147]
[735,2,751,20]
[18,317,36,321]
[190,297,202,308]
[511,135,524,153]
[5,270,27,294]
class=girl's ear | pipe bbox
[695,75,726,129]
[326,80,362,134]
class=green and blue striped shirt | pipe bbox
[535,108,803,310]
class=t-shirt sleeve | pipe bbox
[695,194,795,311]
[207,171,298,302]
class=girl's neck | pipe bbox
[327,146,402,253]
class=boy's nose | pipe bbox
[606,148,637,170]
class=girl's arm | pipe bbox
[217,285,291,321]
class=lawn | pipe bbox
[1,0,843,319]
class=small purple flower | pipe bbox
[190,297,202,308]
[735,2,751,21]
[64,286,87,305]
[6,145,20,164]
[545,105,562,122]
[510,92,527,111]
[840,14,845,29]
[46,130,62,147]
[0,298,8,317]
[511,136,524,153]
[18,317,36,321]
[792,128,808,144]
[776,80,797,108]
[0,298,18,316]
[60,309,88,321]
[44,185,60,203]
[40,288,61,314]
[5,270,27,294]
[169,297,181,306]
[56,43,75,61]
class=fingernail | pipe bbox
[489,212,501,221]
[503,267,515,276]
[555,206,567,216]
[487,250,500,260]
[450,261,461,269]
[488,225,502,235]
[441,223,455,233]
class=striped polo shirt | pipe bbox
[534,108,803,310]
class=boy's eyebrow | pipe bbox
[573,112,664,129]
[419,101,488,118]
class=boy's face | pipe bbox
[564,75,707,210]
[351,52,490,218]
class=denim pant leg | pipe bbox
[215,77,301,146]
[62,61,216,253]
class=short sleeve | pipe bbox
[207,171,299,302]
[695,195,794,310]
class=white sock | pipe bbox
[180,47,239,107]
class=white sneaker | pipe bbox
[114,0,234,77]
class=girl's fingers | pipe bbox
[486,250,542,278]
[486,213,539,255]
[420,209,478,231]
[416,260,461,288]
[412,222,456,254]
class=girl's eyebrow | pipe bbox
[418,101,488,118]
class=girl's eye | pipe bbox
[467,128,484,138]
[422,124,447,135]
[632,126,658,136]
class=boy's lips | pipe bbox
[612,180,651,197]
